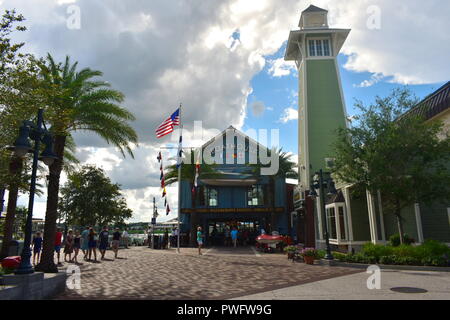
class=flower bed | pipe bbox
[333,240,450,267]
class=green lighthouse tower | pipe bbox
[285,4,350,192]
[285,5,350,245]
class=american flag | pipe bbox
[155,108,180,138]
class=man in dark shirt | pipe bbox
[99,226,110,260]
[112,228,121,259]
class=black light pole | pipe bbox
[8,109,57,275]
[317,169,333,260]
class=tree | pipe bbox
[0,9,39,259]
[36,55,138,273]
[59,165,132,228]
[332,88,450,244]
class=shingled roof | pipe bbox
[400,81,450,121]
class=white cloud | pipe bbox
[279,107,298,123]
[4,0,449,222]
[268,58,297,77]
[354,72,385,88]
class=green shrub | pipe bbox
[379,255,395,265]
[362,243,393,259]
[332,252,347,261]
[389,233,415,247]
[316,250,326,259]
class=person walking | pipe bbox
[197,226,203,255]
[122,229,129,249]
[225,226,231,247]
[32,232,43,265]
[231,227,239,248]
[112,228,121,259]
[99,226,110,260]
[88,228,98,262]
[55,227,63,266]
[72,230,81,264]
[64,229,74,262]
[81,226,90,260]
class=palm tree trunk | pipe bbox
[36,135,66,273]
[0,156,23,259]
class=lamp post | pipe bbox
[310,169,337,261]
[7,109,57,275]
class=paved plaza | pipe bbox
[56,246,359,300]
[235,269,450,300]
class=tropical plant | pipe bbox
[35,54,138,273]
[332,88,450,244]
[250,148,298,232]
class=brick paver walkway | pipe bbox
[56,246,360,300]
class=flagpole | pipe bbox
[177,103,182,254]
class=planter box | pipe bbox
[0,271,66,300]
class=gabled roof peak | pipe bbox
[302,5,328,13]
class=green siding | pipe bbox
[383,205,419,242]
[420,202,450,242]
[306,59,347,174]
[349,195,371,241]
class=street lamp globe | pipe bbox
[7,124,33,157]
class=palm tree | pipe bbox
[35,54,137,273]
[164,150,221,246]
[250,148,298,232]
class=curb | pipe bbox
[321,259,450,272]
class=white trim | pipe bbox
[316,196,324,240]
[366,190,380,244]
[414,203,424,244]
[377,190,386,241]
[447,208,450,227]
[334,58,350,129]
[302,36,311,189]
[306,37,332,58]
[343,187,354,252]
[317,239,368,245]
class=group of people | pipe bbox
[31,226,131,265]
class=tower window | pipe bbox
[308,38,331,57]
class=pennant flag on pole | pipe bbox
[160,171,164,181]
[162,187,166,197]
[166,204,171,215]
[156,108,180,138]
[176,135,183,168]
[161,177,165,188]
[157,152,162,162]
[194,152,201,188]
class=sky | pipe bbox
[1,0,449,223]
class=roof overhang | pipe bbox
[284,28,351,61]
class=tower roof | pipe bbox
[302,5,328,13]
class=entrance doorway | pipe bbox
[207,219,267,247]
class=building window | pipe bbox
[308,40,316,57]
[308,38,331,57]
[208,188,218,207]
[326,207,337,239]
[198,187,218,207]
[247,185,265,206]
